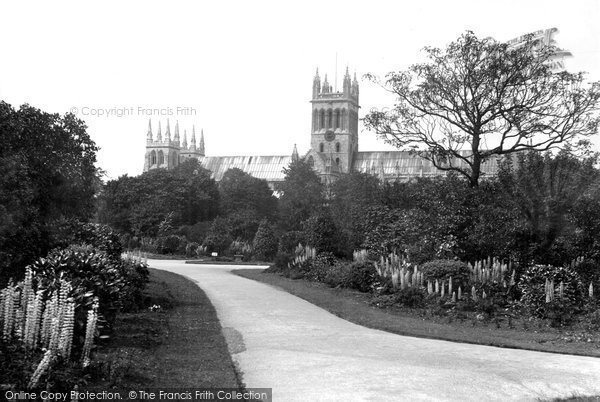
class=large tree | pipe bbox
[0,102,100,280]
[364,31,600,187]
[278,159,324,230]
[219,168,277,218]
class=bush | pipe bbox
[273,252,292,271]
[421,259,470,290]
[519,264,586,319]
[572,259,600,298]
[159,235,186,254]
[203,218,232,255]
[252,220,278,261]
[303,252,339,282]
[323,263,353,288]
[394,287,427,308]
[185,242,200,258]
[278,231,306,254]
[344,262,378,293]
[48,219,123,260]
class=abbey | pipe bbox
[143,67,498,186]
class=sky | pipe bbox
[1,0,599,180]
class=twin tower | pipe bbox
[143,120,205,171]
[143,66,360,183]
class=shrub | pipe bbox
[303,252,339,282]
[159,235,186,254]
[394,287,427,308]
[323,263,353,288]
[203,218,232,255]
[185,242,200,258]
[48,219,123,260]
[572,259,600,298]
[519,264,586,319]
[273,252,292,271]
[252,220,278,261]
[344,262,378,293]
[278,231,306,254]
[421,259,470,290]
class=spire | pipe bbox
[323,74,330,93]
[190,125,197,151]
[174,120,180,144]
[156,120,162,142]
[198,129,205,156]
[352,71,359,97]
[343,66,352,96]
[182,129,188,149]
[165,119,171,142]
[292,143,299,162]
[147,119,153,142]
[312,67,321,98]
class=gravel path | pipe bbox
[150,260,600,401]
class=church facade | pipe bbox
[143,67,498,187]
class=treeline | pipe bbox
[98,150,600,275]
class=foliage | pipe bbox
[344,262,378,293]
[202,217,232,255]
[498,151,599,265]
[364,31,600,187]
[278,231,306,254]
[252,220,278,261]
[518,264,586,319]
[278,159,325,230]
[158,235,186,255]
[224,209,262,243]
[98,159,220,238]
[185,242,200,258]
[219,168,277,219]
[393,287,427,308]
[421,260,471,290]
[48,219,123,261]
[330,172,382,254]
[0,102,100,281]
[302,208,345,256]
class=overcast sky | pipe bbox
[1,0,599,180]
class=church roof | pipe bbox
[198,155,291,182]
[353,151,500,180]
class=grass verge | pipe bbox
[234,269,600,358]
[88,268,242,389]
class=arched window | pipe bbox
[158,150,164,165]
[335,142,340,153]
[319,109,325,130]
[319,143,324,153]
[150,150,157,165]
[172,152,177,167]
[307,155,315,167]
[313,110,318,132]
[334,109,340,129]
[341,109,347,131]
[335,157,340,166]
[327,109,333,128]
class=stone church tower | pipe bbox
[144,119,204,172]
[305,67,359,184]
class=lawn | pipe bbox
[234,269,600,358]
[87,268,242,389]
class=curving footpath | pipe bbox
[149,260,600,401]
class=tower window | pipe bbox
[313,110,318,131]
[307,155,315,167]
[150,150,157,165]
[336,157,340,166]
[319,143,324,153]
[335,142,340,153]
[327,109,333,129]
[320,109,325,129]
[334,109,340,129]
[158,150,164,165]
